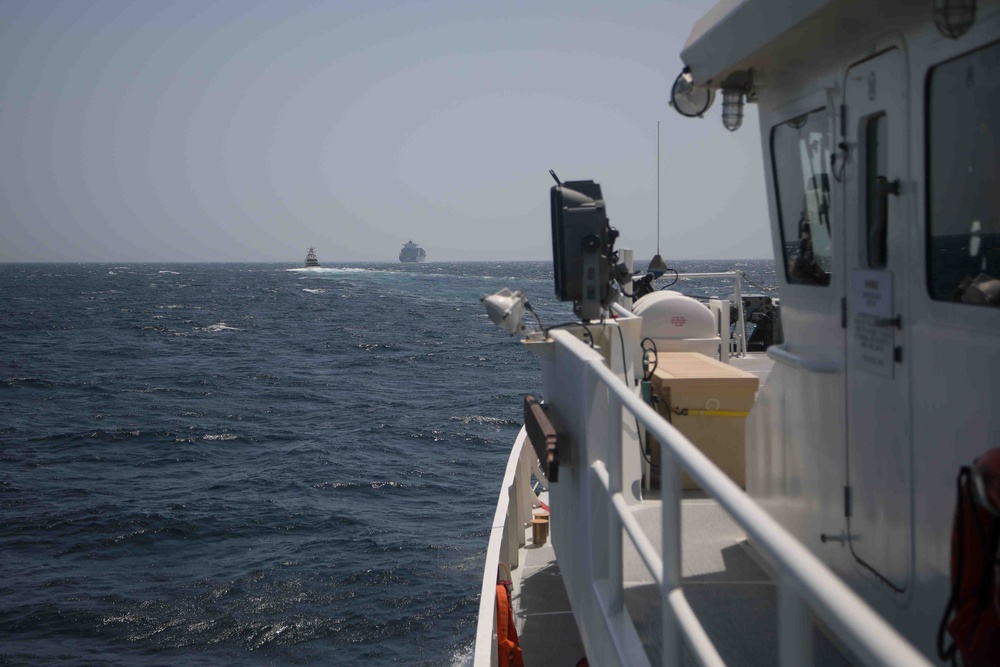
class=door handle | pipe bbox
[876,315,902,329]
[877,176,901,197]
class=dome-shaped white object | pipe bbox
[633,291,720,358]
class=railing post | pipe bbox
[661,449,682,667]
[584,359,598,589]
[518,442,533,525]
[507,483,520,568]
[608,389,624,614]
[778,572,813,666]
[734,272,747,357]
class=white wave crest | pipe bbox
[448,643,474,667]
[199,322,240,333]
[286,267,392,275]
[452,415,516,425]
[202,434,238,441]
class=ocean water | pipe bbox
[0,260,775,666]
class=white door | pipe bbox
[843,48,911,592]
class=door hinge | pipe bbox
[841,297,847,329]
[894,346,903,363]
[844,485,853,518]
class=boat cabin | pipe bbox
[672,0,1000,657]
[475,2,999,665]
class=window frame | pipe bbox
[770,105,836,287]
[924,38,1000,308]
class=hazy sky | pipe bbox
[0,0,770,263]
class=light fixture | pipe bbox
[718,70,753,133]
[721,89,744,132]
[934,0,977,39]
[481,288,543,336]
[670,67,715,118]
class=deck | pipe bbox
[508,354,850,665]
[511,491,852,666]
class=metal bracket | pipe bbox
[876,315,902,329]
[820,531,852,545]
[579,242,601,321]
[524,395,562,483]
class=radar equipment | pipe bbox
[549,177,619,321]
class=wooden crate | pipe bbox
[649,352,759,490]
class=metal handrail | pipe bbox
[670,271,748,357]
[473,428,534,667]
[551,328,931,667]
[619,270,751,359]
[767,344,842,374]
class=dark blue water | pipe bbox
[0,260,775,666]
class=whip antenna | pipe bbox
[648,121,668,277]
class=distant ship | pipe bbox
[303,247,320,267]
[399,241,426,263]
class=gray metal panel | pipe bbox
[843,48,912,593]
[681,0,834,84]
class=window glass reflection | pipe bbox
[927,41,1000,307]
[865,114,888,268]
[772,109,833,286]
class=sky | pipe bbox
[0,0,771,263]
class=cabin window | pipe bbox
[865,114,888,268]
[771,108,833,286]
[927,40,1000,307]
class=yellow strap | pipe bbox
[672,408,749,418]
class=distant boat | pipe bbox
[399,241,426,263]
[304,247,320,268]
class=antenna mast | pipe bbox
[649,121,668,276]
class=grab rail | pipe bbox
[546,327,930,667]
[767,344,842,374]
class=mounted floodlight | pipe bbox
[721,88,745,132]
[670,67,715,118]
[934,0,977,38]
[481,288,531,336]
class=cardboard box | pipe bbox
[649,352,759,490]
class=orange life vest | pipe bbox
[496,580,524,667]
[937,449,1000,666]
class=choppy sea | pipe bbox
[0,260,775,666]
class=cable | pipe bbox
[617,325,657,469]
[657,268,679,289]
[524,301,545,331]
[616,322,630,386]
[640,337,658,381]
[544,321,595,347]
